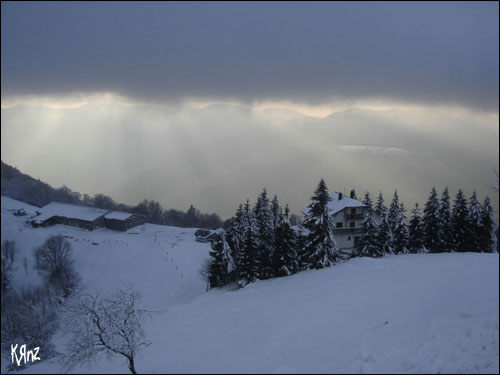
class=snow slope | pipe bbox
[1,196,210,310]
[2,196,499,373]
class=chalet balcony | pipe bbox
[333,227,364,234]
[345,213,364,220]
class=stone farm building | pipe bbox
[104,211,147,231]
[31,202,145,231]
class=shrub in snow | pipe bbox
[1,240,16,293]
[34,235,80,297]
[1,286,58,369]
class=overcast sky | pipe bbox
[2,1,498,111]
[1,2,499,217]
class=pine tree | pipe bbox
[408,202,425,253]
[377,214,392,255]
[452,189,472,252]
[353,208,382,258]
[302,179,340,269]
[392,202,409,254]
[253,189,274,279]
[208,233,234,288]
[468,191,482,252]
[423,187,441,253]
[437,187,453,252]
[272,206,299,276]
[387,191,408,254]
[374,192,387,218]
[387,190,400,234]
[271,195,282,232]
[239,201,259,283]
[226,204,245,272]
[479,196,497,253]
[362,191,373,214]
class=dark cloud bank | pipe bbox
[1,2,498,111]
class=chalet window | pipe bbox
[350,222,355,227]
[336,222,343,228]
[348,236,351,241]
[351,208,356,214]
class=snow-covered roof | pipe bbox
[327,192,366,215]
[302,192,366,216]
[104,211,135,220]
[33,202,108,224]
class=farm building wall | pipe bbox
[104,215,145,231]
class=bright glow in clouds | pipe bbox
[1,93,462,119]
[1,96,498,220]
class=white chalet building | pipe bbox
[327,191,368,252]
[301,190,378,253]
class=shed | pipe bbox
[104,211,146,231]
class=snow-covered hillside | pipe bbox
[1,196,210,310]
[2,196,498,373]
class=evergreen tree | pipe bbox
[392,202,409,254]
[295,226,308,269]
[239,202,259,283]
[376,214,392,255]
[468,191,482,252]
[423,187,441,253]
[374,192,387,217]
[226,204,245,272]
[271,195,282,232]
[208,233,234,288]
[387,190,400,234]
[408,202,425,253]
[437,187,453,252]
[272,206,299,276]
[353,208,382,258]
[362,191,373,214]
[302,179,340,269]
[479,196,497,253]
[452,189,472,252]
[253,189,274,279]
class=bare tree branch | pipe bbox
[62,286,150,374]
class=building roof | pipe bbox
[302,192,366,216]
[104,211,135,220]
[33,202,108,224]
[327,192,366,215]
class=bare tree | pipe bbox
[489,168,499,194]
[2,240,16,262]
[34,235,79,296]
[1,240,16,293]
[23,256,29,276]
[63,287,151,374]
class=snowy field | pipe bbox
[1,196,498,373]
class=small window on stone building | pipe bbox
[350,222,355,227]
[348,236,351,241]
[336,222,343,228]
